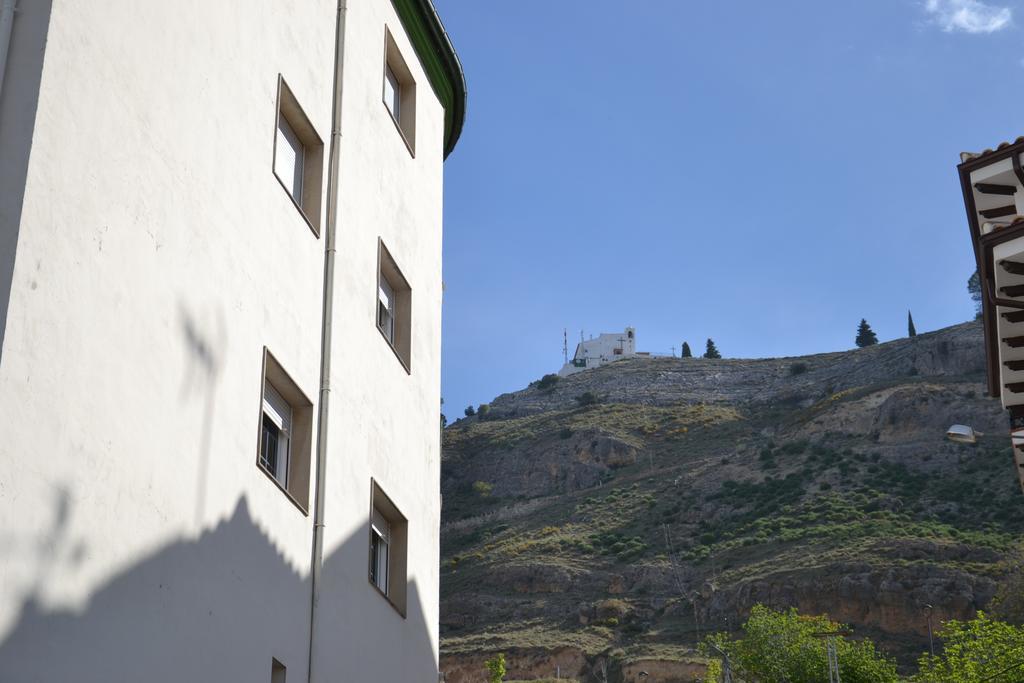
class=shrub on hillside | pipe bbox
[531,373,560,392]
[484,653,506,683]
[575,391,601,407]
[790,362,808,376]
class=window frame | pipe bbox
[368,480,408,617]
[382,28,417,157]
[376,239,412,373]
[273,75,325,237]
[377,275,396,345]
[259,380,293,487]
[369,508,391,595]
[384,63,401,123]
[256,348,314,514]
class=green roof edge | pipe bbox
[392,0,467,159]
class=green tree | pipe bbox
[913,612,1024,682]
[464,405,475,417]
[484,653,506,683]
[908,310,917,337]
[682,341,692,358]
[704,338,721,359]
[704,605,898,683]
[968,269,983,320]
[855,319,878,348]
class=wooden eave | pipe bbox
[958,142,1024,397]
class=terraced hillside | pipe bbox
[439,322,1024,682]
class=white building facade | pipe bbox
[559,327,637,376]
[0,1,465,681]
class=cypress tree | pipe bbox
[704,338,721,359]
[907,310,917,337]
[855,319,878,348]
[681,342,692,358]
[968,269,983,320]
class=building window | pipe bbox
[276,116,304,201]
[369,507,390,594]
[383,28,416,155]
[377,240,412,372]
[271,659,287,683]
[260,381,292,486]
[369,480,408,616]
[273,76,324,236]
[378,275,395,344]
[257,348,314,513]
[384,64,401,122]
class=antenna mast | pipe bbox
[562,329,568,364]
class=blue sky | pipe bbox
[435,0,1024,418]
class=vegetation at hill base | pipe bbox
[702,605,899,682]
[699,605,1024,683]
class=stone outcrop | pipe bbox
[461,322,986,420]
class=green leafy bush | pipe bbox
[913,612,1024,682]
[531,373,560,391]
[704,605,898,683]
[484,653,506,683]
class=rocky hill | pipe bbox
[439,322,1024,682]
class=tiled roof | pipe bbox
[961,136,1024,164]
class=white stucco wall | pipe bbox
[0,0,448,681]
[312,0,446,679]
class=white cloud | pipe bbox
[924,0,1012,33]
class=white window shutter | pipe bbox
[263,381,292,434]
[378,277,394,310]
[371,508,391,541]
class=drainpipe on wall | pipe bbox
[0,0,16,99]
[307,1,347,682]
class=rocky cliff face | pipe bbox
[440,322,1022,682]
[480,322,986,417]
